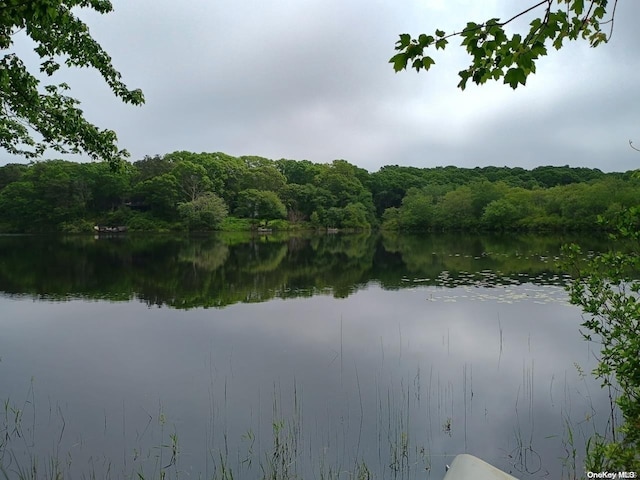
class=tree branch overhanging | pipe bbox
[390,0,615,90]
[0,0,143,166]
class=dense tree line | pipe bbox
[0,151,637,233]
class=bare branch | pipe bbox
[629,140,640,153]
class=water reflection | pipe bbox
[0,231,613,308]
[0,233,614,479]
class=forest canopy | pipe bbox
[0,152,638,233]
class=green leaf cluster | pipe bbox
[564,208,640,470]
[0,0,144,166]
[390,1,611,89]
[234,189,286,226]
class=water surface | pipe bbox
[0,232,613,479]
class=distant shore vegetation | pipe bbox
[0,151,638,233]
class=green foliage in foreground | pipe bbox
[391,1,613,89]
[1,0,144,166]
[565,208,640,471]
[0,153,637,234]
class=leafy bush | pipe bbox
[127,212,179,232]
[178,193,228,231]
[565,207,640,470]
[59,220,95,233]
[221,216,253,231]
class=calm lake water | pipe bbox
[0,232,615,479]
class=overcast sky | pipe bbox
[4,0,640,172]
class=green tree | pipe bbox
[86,161,132,212]
[498,187,550,230]
[313,160,377,225]
[381,206,400,230]
[0,180,37,231]
[556,182,606,228]
[28,160,92,228]
[237,164,287,194]
[133,155,174,182]
[391,1,614,89]
[314,160,369,207]
[370,165,429,215]
[177,193,228,231]
[397,188,435,230]
[1,0,144,166]
[193,153,228,195]
[341,202,370,229]
[481,198,522,230]
[234,189,286,226]
[275,158,322,185]
[172,160,213,202]
[280,183,330,222]
[162,151,226,195]
[133,173,180,219]
[0,160,91,231]
[436,186,477,229]
[202,153,249,206]
[324,206,344,228]
[0,163,27,190]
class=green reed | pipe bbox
[0,332,612,480]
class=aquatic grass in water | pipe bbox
[0,362,452,478]
[0,282,614,479]
[0,366,606,480]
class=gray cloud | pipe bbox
[1,0,638,172]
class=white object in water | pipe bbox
[443,454,519,480]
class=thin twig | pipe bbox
[608,0,618,40]
[498,0,550,27]
[429,0,549,43]
[525,1,553,47]
[578,1,596,33]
